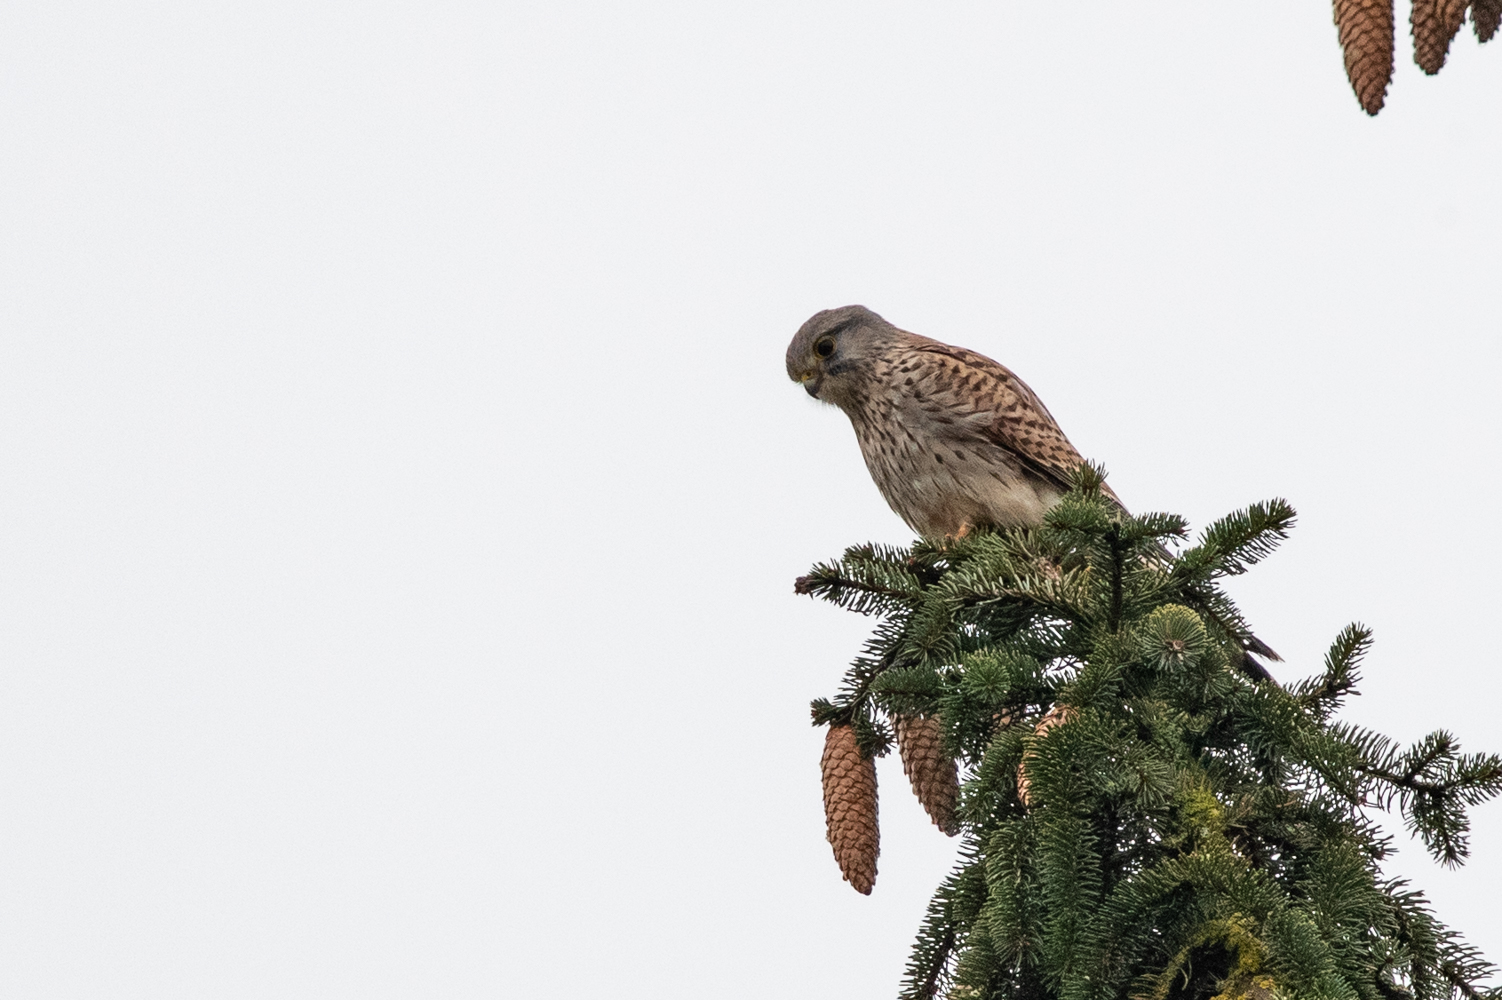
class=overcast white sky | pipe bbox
[3,3,1501,997]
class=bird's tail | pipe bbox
[1245,633,1282,664]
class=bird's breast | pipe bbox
[849,407,1060,536]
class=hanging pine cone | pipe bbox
[821,724,879,894]
[1017,704,1075,807]
[1333,0,1395,114]
[1412,0,1468,73]
[895,714,960,836]
[1475,0,1502,42]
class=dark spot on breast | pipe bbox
[904,377,914,386]
[934,453,945,464]
[952,450,966,461]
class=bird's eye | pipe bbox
[814,337,835,358]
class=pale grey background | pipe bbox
[2,2,1499,997]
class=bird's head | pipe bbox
[785,305,901,410]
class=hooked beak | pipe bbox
[796,371,822,398]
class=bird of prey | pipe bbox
[786,304,1114,539]
[786,304,1279,676]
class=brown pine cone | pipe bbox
[1412,0,1468,73]
[895,714,960,836]
[1333,0,1395,114]
[821,724,879,894]
[1016,704,1075,807]
[1475,0,1502,42]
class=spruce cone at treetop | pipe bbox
[895,714,960,836]
[1017,704,1075,807]
[1333,0,1395,114]
[1475,0,1502,42]
[821,724,878,894]
[1411,0,1468,73]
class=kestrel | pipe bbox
[786,304,1279,676]
[785,304,1117,539]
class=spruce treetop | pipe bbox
[799,466,1502,1000]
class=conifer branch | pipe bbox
[1294,624,1372,717]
